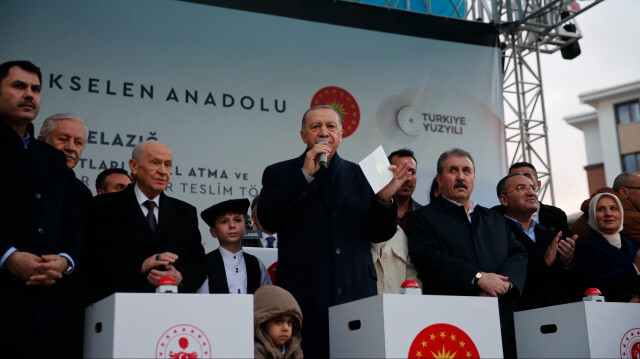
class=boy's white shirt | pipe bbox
[196,246,272,294]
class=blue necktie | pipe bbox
[266,236,275,248]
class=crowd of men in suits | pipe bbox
[2,60,639,358]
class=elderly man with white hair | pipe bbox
[83,141,207,304]
[38,113,92,201]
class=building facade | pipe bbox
[565,80,640,193]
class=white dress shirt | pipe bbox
[259,232,278,248]
[196,246,272,294]
[134,184,160,220]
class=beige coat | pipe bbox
[254,285,304,359]
[371,226,422,294]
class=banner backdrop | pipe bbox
[1,0,505,251]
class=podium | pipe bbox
[84,293,253,358]
[515,301,640,358]
[329,294,504,358]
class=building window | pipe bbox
[615,100,640,125]
[623,152,640,172]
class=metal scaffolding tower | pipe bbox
[340,0,603,204]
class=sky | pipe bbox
[537,0,640,215]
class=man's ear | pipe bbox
[499,194,509,207]
[618,187,629,199]
[129,158,137,175]
[436,174,443,189]
[209,227,217,238]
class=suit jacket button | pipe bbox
[35,193,42,199]
[38,227,45,234]
[336,248,341,254]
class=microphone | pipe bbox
[318,138,328,168]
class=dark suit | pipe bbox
[505,219,580,310]
[492,202,570,236]
[67,169,93,358]
[576,232,640,300]
[70,170,93,206]
[539,202,570,236]
[258,151,397,357]
[407,195,527,358]
[83,184,206,303]
[0,120,80,357]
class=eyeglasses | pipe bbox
[623,186,640,190]
[502,184,539,194]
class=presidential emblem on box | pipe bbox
[329,294,503,358]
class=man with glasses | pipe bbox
[407,148,527,359]
[493,161,571,237]
[572,172,640,242]
[497,173,580,310]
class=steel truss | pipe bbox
[341,0,603,204]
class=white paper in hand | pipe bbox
[359,145,392,194]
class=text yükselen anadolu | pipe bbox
[48,73,286,112]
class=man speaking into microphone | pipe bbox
[258,105,411,357]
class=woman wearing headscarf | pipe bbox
[575,192,640,301]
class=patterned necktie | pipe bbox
[143,200,157,234]
[266,236,276,248]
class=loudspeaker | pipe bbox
[560,23,581,60]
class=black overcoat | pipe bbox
[0,120,80,357]
[258,151,397,358]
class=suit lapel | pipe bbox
[157,193,173,240]
[332,158,353,212]
[470,206,492,265]
[1,124,33,182]
[3,145,31,182]
[297,152,333,211]
[124,185,155,238]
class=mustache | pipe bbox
[402,181,413,187]
[63,151,77,160]
[18,99,36,108]
[454,182,468,189]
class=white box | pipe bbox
[329,294,504,358]
[515,301,640,358]
[84,293,253,358]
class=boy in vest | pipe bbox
[198,198,271,294]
